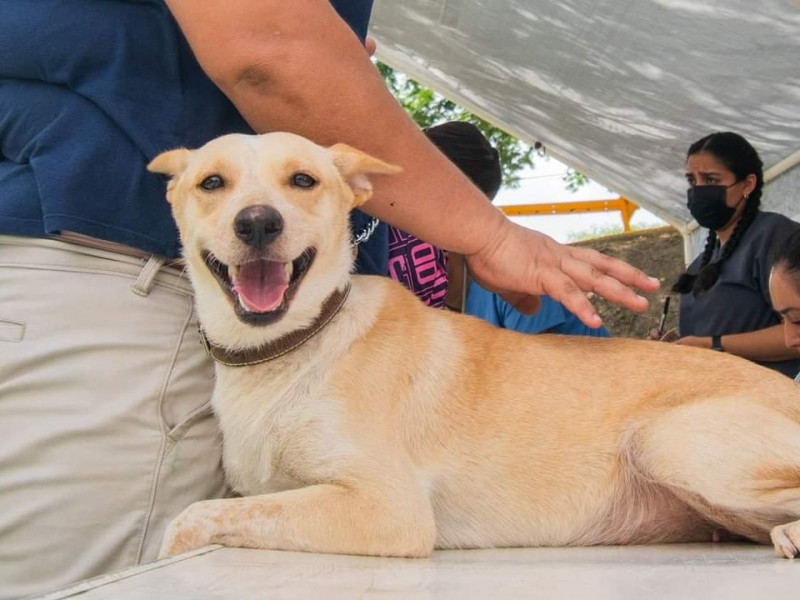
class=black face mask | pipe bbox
[687,183,740,231]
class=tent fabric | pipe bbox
[370,0,800,257]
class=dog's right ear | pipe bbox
[329,144,402,207]
[147,148,191,179]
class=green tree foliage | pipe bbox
[563,168,589,193]
[378,62,591,192]
[377,62,535,189]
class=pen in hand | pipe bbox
[657,296,671,337]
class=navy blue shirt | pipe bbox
[680,211,800,378]
[0,0,387,274]
[330,0,374,42]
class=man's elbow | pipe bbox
[201,44,289,99]
[208,63,268,99]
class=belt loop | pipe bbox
[131,256,166,297]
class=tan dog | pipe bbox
[149,132,800,560]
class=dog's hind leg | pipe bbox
[630,398,800,557]
[159,482,437,559]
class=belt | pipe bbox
[56,231,185,271]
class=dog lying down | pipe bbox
[149,132,800,560]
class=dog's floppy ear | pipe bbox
[329,144,401,207]
[147,149,192,201]
[147,148,191,179]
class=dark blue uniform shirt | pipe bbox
[680,211,800,378]
[0,0,387,274]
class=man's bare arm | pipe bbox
[165,0,659,325]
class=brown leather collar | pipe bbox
[199,285,351,367]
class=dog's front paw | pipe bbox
[771,520,800,559]
[159,500,221,559]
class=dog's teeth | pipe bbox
[285,262,294,280]
[229,265,239,279]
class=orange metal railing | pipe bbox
[499,197,639,232]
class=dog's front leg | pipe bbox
[159,483,436,559]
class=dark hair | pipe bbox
[672,132,764,295]
[770,228,800,293]
[424,121,503,200]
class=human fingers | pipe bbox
[662,330,679,343]
[466,222,655,327]
[535,257,648,327]
[553,250,655,315]
[567,246,660,295]
[466,226,602,326]
[365,36,377,57]
[533,266,604,328]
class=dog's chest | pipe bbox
[212,367,350,496]
[221,423,304,496]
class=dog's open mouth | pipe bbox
[202,248,316,325]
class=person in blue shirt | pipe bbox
[0,2,654,595]
[466,285,610,337]
[0,4,389,597]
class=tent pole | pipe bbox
[765,149,800,183]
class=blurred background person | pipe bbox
[668,132,800,377]
[768,229,800,383]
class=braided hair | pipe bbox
[672,132,764,295]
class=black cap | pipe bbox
[424,121,502,200]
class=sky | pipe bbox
[495,157,665,243]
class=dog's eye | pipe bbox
[290,173,317,189]
[199,175,225,191]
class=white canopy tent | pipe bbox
[371,0,800,260]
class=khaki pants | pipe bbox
[0,236,227,599]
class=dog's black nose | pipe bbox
[233,205,284,249]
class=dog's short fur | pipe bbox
[149,132,800,559]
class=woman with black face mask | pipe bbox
[664,132,800,378]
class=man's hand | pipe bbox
[365,36,377,57]
[466,220,660,327]
[648,328,679,342]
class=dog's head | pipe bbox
[148,132,399,348]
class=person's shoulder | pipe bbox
[750,211,800,245]
[754,210,799,232]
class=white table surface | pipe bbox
[36,543,799,600]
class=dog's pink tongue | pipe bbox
[233,260,288,313]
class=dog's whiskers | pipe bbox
[207,254,221,269]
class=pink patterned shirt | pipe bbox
[387,226,448,308]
